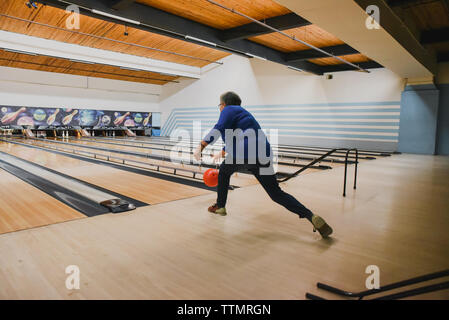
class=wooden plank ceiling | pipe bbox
[137,0,372,66]
[395,0,449,30]
[0,48,179,85]
[137,0,292,30]
[0,0,230,84]
[387,0,449,62]
[0,0,376,82]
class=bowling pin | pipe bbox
[143,113,152,126]
[114,112,130,126]
[62,110,78,126]
[1,107,26,124]
[47,109,60,125]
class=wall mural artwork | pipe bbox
[0,105,158,128]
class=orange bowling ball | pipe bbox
[203,168,219,187]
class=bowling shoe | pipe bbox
[208,203,227,216]
[311,215,333,238]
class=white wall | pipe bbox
[0,66,160,112]
[160,55,404,123]
[159,55,405,150]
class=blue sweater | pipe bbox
[203,105,272,163]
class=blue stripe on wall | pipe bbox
[162,101,401,149]
[173,125,398,140]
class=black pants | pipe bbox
[216,162,313,219]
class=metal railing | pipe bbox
[277,148,358,197]
[306,269,449,300]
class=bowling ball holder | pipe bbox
[100,198,136,213]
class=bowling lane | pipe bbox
[85,136,225,153]
[0,140,211,204]
[57,137,171,157]
[35,138,322,178]
[23,138,184,176]
[76,137,324,175]
[41,138,259,187]
[0,167,84,235]
[51,137,319,180]
[49,137,200,169]
[83,136,347,169]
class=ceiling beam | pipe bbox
[37,0,325,75]
[220,13,310,42]
[285,44,359,62]
[421,27,449,44]
[321,61,383,73]
[387,0,432,7]
[109,0,135,11]
[437,51,449,62]
[277,0,434,77]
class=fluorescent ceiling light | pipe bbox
[246,53,267,61]
[69,59,95,64]
[120,66,142,71]
[158,72,176,76]
[91,9,141,25]
[288,66,303,72]
[4,48,37,56]
[185,35,217,47]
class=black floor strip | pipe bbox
[1,138,217,191]
[0,158,109,217]
[0,151,148,209]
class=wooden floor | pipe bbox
[0,153,448,299]
[0,169,84,235]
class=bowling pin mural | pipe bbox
[1,107,26,124]
[62,110,78,125]
[114,112,130,126]
[47,108,60,125]
[143,113,152,126]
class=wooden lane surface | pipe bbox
[51,138,324,181]
[105,136,365,164]
[63,137,327,174]
[0,157,84,235]
[41,138,260,187]
[0,141,211,205]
